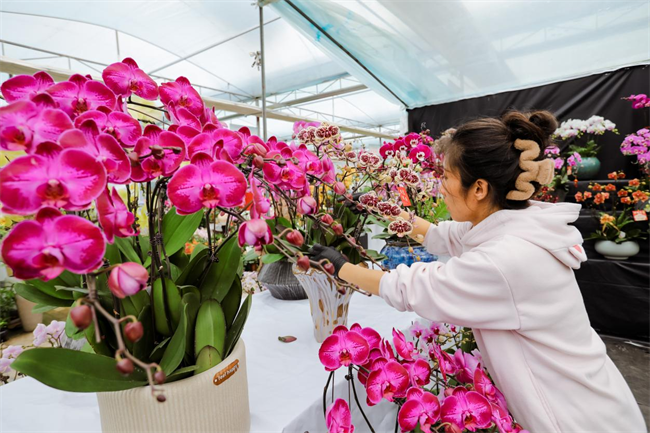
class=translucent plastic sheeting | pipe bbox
[270,0,650,108]
[0,1,348,99]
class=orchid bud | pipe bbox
[320,214,334,225]
[157,394,166,403]
[324,263,336,275]
[278,336,297,343]
[332,223,344,236]
[252,155,265,169]
[128,151,140,165]
[253,142,268,157]
[154,370,166,385]
[108,263,149,299]
[286,230,304,247]
[297,255,310,271]
[333,182,346,195]
[70,305,92,330]
[297,196,317,215]
[116,358,134,376]
[150,145,165,159]
[124,321,144,342]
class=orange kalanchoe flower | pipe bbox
[592,184,603,192]
[629,179,640,187]
[618,190,628,197]
[583,191,592,199]
[600,214,616,226]
[605,184,616,191]
[575,192,584,202]
[632,191,649,202]
[621,197,632,205]
[607,172,617,179]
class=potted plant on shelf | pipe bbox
[553,115,618,180]
[576,173,649,260]
[0,59,345,431]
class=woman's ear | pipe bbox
[473,179,490,201]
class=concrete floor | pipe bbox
[2,315,649,426]
[602,335,650,426]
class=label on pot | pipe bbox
[213,359,239,386]
[632,210,647,221]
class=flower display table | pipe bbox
[0,291,419,432]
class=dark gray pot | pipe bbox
[258,260,307,300]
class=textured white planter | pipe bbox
[97,339,250,432]
[595,240,640,261]
[293,265,353,343]
[15,295,42,332]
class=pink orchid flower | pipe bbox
[0,100,73,152]
[188,127,244,163]
[398,387,441,432]
[75,109,142,147]
[168,103,202,131]
[262,161,307,192]
[0,142,106,215]
[238,218,273,248]
[490,402,517,433]
[379,142,395,159]
[108,262,149,298]
[393,328,416,360]
[357,348,383,386]
[248,172,270,219]
[130,125,186,181]
[321,155,336,184]
[319,325,370,371]
[168,153,247,214]
[46,74,116,118]
[380,339,396,361]
[293,120,320,136]
[365,357,409,405]
[350,323,381,350]
[160,76,204,117]
[404,358,432,387]
[454,350,481,384]
[409,321,426,339]
[170,124,201,146]
[96,187,137,243]
[33,320,65,347]
[441,386,492,432]
[59,119,131,184]
[293,147,324,176]
[326,399,354,433]
[404,132,421,148]
[1,71,54,102]
[1,207,105,281]
[297,196,317,215]
[429,342,457,382]
[409,144,432,163]
[474,368,508,411]
[102,57,158,100]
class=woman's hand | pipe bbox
[307,244,349,277]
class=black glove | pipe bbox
[308,244,349,277]
[338,192,366,214]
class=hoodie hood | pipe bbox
[461,201,587,269]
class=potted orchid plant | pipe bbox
[0,58,349,431]
[553,115,618,180]
[318,322,528,433]
[575,172,649,260]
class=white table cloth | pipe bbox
[0,290,419,433]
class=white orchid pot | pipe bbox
[594,240,640,261]
[15,295,42,332]
[293,265,353,343]
[97,339,250,433]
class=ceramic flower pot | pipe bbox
[15,295,42,332]
[594,240,640,261]
[380,240,437,270]
[574,157,601,180]
[292,265,352,343]
[258,260,307,300]
[97,339,250,433]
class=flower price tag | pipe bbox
[213,359,240,386]
[397,186,412,207]
[632,210,648,222]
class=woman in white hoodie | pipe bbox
[309,111,647,432]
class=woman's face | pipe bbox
[440,165,473,222]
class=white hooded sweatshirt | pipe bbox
[379,201,646,432]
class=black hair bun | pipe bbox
[502,110,557,147]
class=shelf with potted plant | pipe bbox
[575,173,649,260]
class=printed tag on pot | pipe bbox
[632,210,648,221]
[213,359,239,386]
[397,186,411,207]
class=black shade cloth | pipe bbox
[408,65,650,179]
[409,65,650,341]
